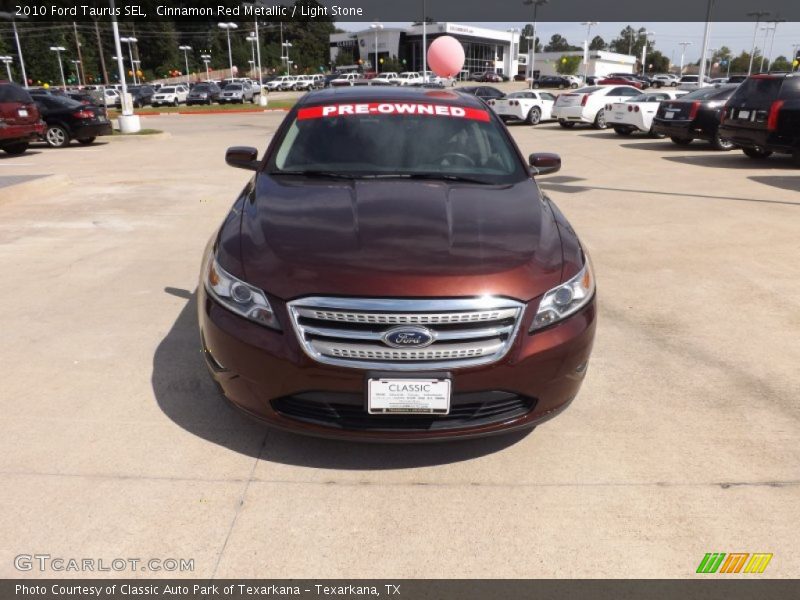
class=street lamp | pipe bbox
[746,11,770,75]
[765,19,786,73]
[49,46,67,89]
[281,42,292,75]
[370,22,383,74]
[70,59,81,86]
[0,55,12,82]
[178,44,192,85]
[678,41,693,75]
[218,22,238,78]
[245,34,258,78]
[705,47,718,77]
[580,22,599,82]
[119,36,138,85]
[523,0,548,88]
[640,30,655,77]
[201,54,212,81]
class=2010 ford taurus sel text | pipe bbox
[198,87,596,441]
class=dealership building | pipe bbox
[330,23,637,78]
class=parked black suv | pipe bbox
[652,84,739,150]
[718,74,800,165]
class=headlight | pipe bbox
[204,254,281,330]
[530,255,595,332]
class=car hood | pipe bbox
[236,174,564,302]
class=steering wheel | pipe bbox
[440,152,476,167]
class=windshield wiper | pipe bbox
[402,173,492,185]
[270,170,360,180]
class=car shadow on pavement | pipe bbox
[0,150,43,159]
[748,176,800,193]
[618,141,713,151]
[663,154,799,170]
[152,289,532,470]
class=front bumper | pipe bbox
[198,285,596,441]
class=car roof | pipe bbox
[296,86,487,110]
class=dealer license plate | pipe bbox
[367,378,451,415]
[738,110,750,120]
[18,109,28,117]
[664,111,676,119]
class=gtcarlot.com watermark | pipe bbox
[14,554,194,573]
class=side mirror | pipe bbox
[529,152,561,176]
[225,146,260,171]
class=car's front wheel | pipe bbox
[2,142,28,155]
[593,109,607,129]
[526,106,542,125]
[173,99,179,107]
[742,146,773,159]
[45,125,70,148]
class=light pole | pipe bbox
[218,22,238,78]
[245,34,257,78]
[370,22,383,74]
[697,0,715,86]
[282,42,292,76]
[678,41,692,75]
[758,23,774,72]
[109,0,139,132]
[0,55,13,81]
[523,0,548,87]
[580,22,598,82]
[705,48,718,78]
[746,11,770,75]
[640,31,654,77]
[70,59,81,86]
[49,46,67,89]
[119,36,138,85]
[178,45,192,85]
[765,19,785,73]
[201,54,211,80]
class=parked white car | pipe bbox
[291,75,315,91]
[330,73,359,87]
[487,90,557,125]
[398,72,424,86]
[605,90,689,136]
[678,75,712,91]
[651,74,680,87]
[372,72,399,85]
[265,76,294,92]
[552,85,643,129]
[151,85,188,107]
[101,88,121,108]
[421,71,456,87]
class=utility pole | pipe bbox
[523,0,548,88]
[640,31,654,77]
[765,19,785,73]
[697,0,715,86]
[72,22,86,86]
[94,19,109,85]
[581,21,598,82]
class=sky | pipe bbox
[340,21,800,65]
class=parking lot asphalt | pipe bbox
[0,113,798,579]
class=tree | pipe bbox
[770,55,791,72]
[643,50,670,74]
[556,55,582,75]
[589,35,607,51]
[519,24,542,54]
[609,25,648,57]
[544,34,578,52]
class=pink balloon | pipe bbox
[427,36,465,78]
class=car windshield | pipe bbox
[0,83,33,103]
[225,85,243,91]
[161,87,175,93]
[576,86,601,94]
[193,84,210,92]
[268,101,526,185]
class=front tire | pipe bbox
[526,106,542,125]
[593,109,607,129]
[742,146,772,159]
[670,136,692,146]
[2,142,28,155]
[45,125,70,148]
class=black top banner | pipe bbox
[2,0,800,22]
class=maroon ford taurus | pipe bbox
[198,87,596,441]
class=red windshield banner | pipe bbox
[297,103,491,122]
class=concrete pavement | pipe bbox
[0,113,798,579]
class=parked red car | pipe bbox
[598,76,644,89]
[198,87,596,441]
[0,81,44,155]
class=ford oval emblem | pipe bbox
[382,326,436,349]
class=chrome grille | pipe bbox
[287,297,524,370]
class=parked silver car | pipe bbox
[218,83,255,104]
